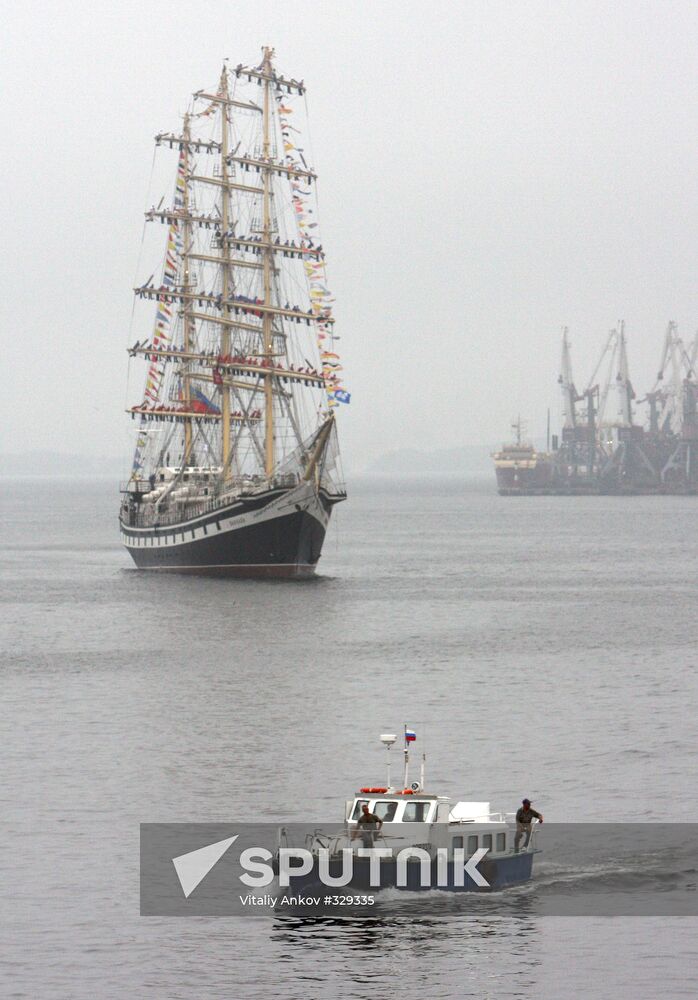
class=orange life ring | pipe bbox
[359,787,388,794]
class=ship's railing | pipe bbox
[131,502,215,528]
[120,472,302,528]
[119,479,153,494]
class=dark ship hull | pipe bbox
[120,480,344,577]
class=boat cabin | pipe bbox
[346,790,517,856]
[347,792,444,824]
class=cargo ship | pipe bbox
[492,419,554,495]
[494,323,698,496]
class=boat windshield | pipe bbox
[351,800,369,819]
[403,801,431,822]
[351,799,397,821]
[372,801,398,821]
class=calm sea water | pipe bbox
[2,476,697,998]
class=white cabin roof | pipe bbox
[449,801,491,822]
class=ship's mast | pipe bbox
[261,46,275,477]
[181,113,194,462]
[218,67,233,475]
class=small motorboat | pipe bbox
[273,729,540,901]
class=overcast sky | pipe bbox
[3,0,698,470]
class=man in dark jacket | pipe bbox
[352,803,384,849]
[514,798,543,851]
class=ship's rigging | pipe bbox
[126,50,348,494]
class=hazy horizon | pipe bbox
[0,442,496,479]
[4,0,698,472]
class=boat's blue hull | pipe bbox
[281,851,534,894]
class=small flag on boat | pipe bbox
[333,390,351,404]
[405,729,416,742]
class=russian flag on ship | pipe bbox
[405,729,416,742]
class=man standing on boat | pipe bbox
[514,798,543,851]
[352,803,383,848]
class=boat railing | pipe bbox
[121,473,303,528]
[524,819,540,851]
[304,830,338,852]
[283,824,539,861]
[507,817,541,855]
[302,829,401,857]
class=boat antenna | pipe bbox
[512,415,522,447]
[402,725,410,788]
[380,733,397,791]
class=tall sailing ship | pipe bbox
[119,50,348,576]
